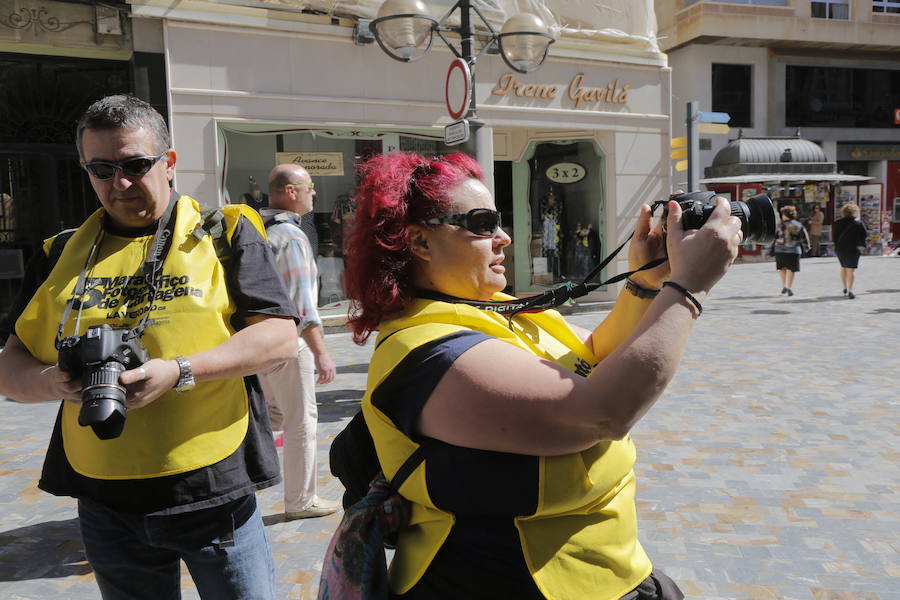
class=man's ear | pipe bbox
[164,149,177,180]
[407,225,431,261]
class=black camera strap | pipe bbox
[416,212,668,321]
[55,195,179,349]
[129,195,179,340]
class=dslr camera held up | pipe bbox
[663,191,776,245]
[58,324,150,440]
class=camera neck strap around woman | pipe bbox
[54,195,178,349]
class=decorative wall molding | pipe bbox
[0,6,91,34]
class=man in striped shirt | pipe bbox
[259,163,338,520]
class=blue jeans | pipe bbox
[78,493,275,600]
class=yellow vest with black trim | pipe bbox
[15,195,266,480]
[363,297,652,600]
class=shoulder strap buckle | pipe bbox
[191,208,225,241]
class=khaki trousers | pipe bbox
[259,339,318,513]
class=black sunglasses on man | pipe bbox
[82,151,169,181]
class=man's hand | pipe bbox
[43,365,82,404]
[119,358,180,410]
[314,352,336,385]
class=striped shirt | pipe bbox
[260,209,321,332]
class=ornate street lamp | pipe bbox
[371,0,555,119]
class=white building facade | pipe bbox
[130,0,672,299]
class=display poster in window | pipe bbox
[882,211,893,248]
[803,184,817,204]
[835,185,857,217]
[893,198,900,223]
[857,183,883,254]
[275,152,345,176]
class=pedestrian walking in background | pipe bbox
[832,202,868,299]
[773,205,809,296]
[259,163,339,520]
[807,204,824,256]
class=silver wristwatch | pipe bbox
[172,355,196,393]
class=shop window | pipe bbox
[811,0,850,18]
[712,64,752,128]
[220,126,454,306]
[786,65,900,128]
[684,0,789,5]
[873,0,900,13]
[526,141,603,288]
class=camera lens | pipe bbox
[740,193,777,245]
[663,191,776,245]
[79,362,127,440]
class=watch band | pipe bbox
[625,278,661,299]
[173,355,195,393]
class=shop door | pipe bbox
[0,149,98,323]
[0,52,131,325]
[512,140,605,294]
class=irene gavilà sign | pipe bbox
[491,73,630,110]
[275,152,344,176]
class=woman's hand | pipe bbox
[666,197,742,293]
[627,203,670,290]
[119,358,181,410]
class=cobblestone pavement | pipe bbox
[1,256,898,599]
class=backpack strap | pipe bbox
[191,207,231,268]
[388,443,428,496]
[190,204,267,269]
[44,228,78,272]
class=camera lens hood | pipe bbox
[79,396,126,440]
[745,194,777,245]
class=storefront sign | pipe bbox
[275,152,344,176]
[491,73,630,110]
[838,144,900,161]
[546,162,586,184]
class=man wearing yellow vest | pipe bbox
[0,95,298,599]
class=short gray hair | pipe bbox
[76,95,170,158]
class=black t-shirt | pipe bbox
[372,331,544,600]
[0,205,298,515]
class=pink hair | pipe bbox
[343,152,483,344]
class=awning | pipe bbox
[699,173,872,184]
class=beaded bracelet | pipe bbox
[662,281,703,316]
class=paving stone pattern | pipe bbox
[0,256,898,599]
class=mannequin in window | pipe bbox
[572,222,594,280]
[539,191,562,280]
[239,177,268,212]
[330,192,356,258]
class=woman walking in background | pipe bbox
[774,205,809,296]
[833,202,868,299]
